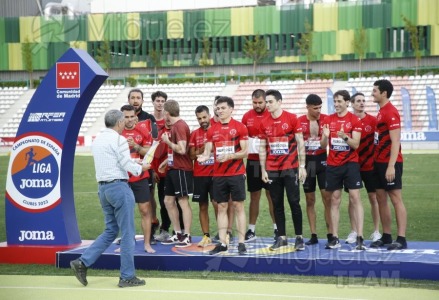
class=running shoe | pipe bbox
[387,241,407,250]
[70,259,88,286]
[175,234,192,248]
[370,231,382,242]
[209,244,228,255]
[161,233,182,245]
[326,237,341,249]
[154,229,170,242]
[294,236,305,251]
[238,243,247,255]
[197,235,212,247]
[355,236,366,250]
[305,235,318,245]
[345,231,357,244]
[269,236,288,251]
[244,229,257,242]
[118,276,146,288]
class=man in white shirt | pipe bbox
[70,110,149,288]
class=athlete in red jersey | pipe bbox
[120,105,155,253]
[207,118,248,176]
[127,88,159,237]
[241,89,275,241]
[321,90,365,250]
[298,94,331,246]
[346,93,386,244]
[198,96,248,255]
[160,100,193,248]
[258,89,306,251]
[189,105,215,247]
[208,96,235,243]
[151,91,167,132]
[370,79,407,250]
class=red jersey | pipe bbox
[167,119,193,171]
[152,127,170,177]
[155,118,165,132]
[206,118,248,177]
[121,124,152,182]
[242,109,270,160]
[135,119,153,137]
[321,112,363,166]
[190,127,214,177]
[258,110,303,171]
[358,113,376,171]
[210,117,220,126]
[298,113,328,156]
[374,102,403,163]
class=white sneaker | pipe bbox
[345,231,357,244]
[370,231,382,242]
[154,230,170,242]
[197,235,212,247]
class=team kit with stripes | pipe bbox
[122,81,406,255]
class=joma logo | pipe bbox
[18,230,55,241]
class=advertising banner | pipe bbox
[426,86,438,131]
[401,87,412,131]
[4,48,108,246]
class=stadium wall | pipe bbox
[0,0,438,76]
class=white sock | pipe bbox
[248,224,256,232]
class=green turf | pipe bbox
[0,153,438,291]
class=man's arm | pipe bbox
[233,139,248,160]
[320,124,329,148]
[295,132,307,183]
[295,132,306,167]
[258,138,269,183]
[161,132,187,155]
[385,128,401,182]
[189,144,205,160]
[346,131,361,150]
[389,128,400,167]
[197,142,212,162]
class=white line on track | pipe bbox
[0,286,367,300]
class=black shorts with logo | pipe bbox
[213,175,246,203]
[325,162,363,192]
[303,153,327,193]
[192,176,214,203]
[343,170,377,194]
[374,162,403,190]
[164,169,194,198]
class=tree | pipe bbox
[22,37,33,88]
[96,40,111,80]
[243,35,269,82]
[402,15,423,75]
[149,49,161,85]
[296,19,313,81]
[199,37,212,84]
[352,26,367,78]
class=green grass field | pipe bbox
[1,153,438,292]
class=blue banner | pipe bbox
[401,87,412,131]
[327,88,334,114]
[426,86,438,131]
[5,48,108,245]
[401,131,439,141]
